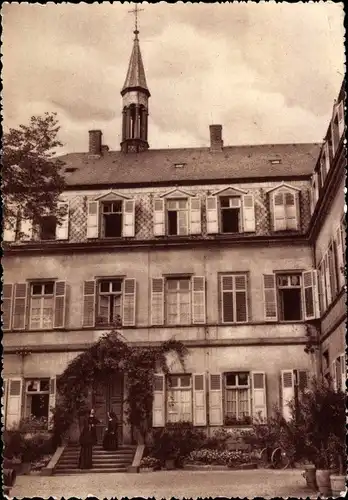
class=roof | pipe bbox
[121,34,150,97]
[60,143,321,188]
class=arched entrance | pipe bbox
[92,375,123,444]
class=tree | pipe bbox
[2,112,66,236]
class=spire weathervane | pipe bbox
[128,3,144,39]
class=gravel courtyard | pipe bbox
[9,469,318,499]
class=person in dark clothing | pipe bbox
[78,416,93,469]
[102,411,119,451]
[88,408,100,446]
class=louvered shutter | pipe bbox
[206,196,218,234]
[281,370,294,421]
[319,263,327,312]
[303,270,319,320]
[324,253,332,305]
[3,378,8,429]
[235,274,248,322]
[263,274,278,321]
[122,278,136,326]
[13,283,28,330]
[151,278,164,325]
[153,374,165,427]
[122,199,135,237]
[48,377,56,430]
[56,202,69,240]
[20,218,33,240]
[251,372,267,420]
[87,201,99,238]
[339,354,345,392]
[273,193,286,231]
[189,197,202,235]
[6,378,23,429]
[192,276,206,324]
[242,194,256,232]
[83,280,96,327]
[209,373,223,425]
[54,281,67,328]
[153,198,165,236]
[3,284,14,331]
[335,224,345,289]
[285,192,298,230]
[221,275,234,323]
[337,101,345,138]
[193,373,207,426]
[332,361,337,391]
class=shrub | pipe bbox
[22,433,54,463]
[140,456,160,469]
[201,428,231,450]
[18,416,48,434]
[3,430,25,459]
[187,448,252,466]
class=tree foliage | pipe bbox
[2,112,66,227]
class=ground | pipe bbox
[9,469,319,499]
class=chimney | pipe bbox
[88,130,102,156]
[209,124,223,152]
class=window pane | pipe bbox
[178,199,187,210]
[44,283,54,295]
[180,375,191,387]
[223,292,234,322]
[220,197,230,208]
[30,297,42,329]
[103,203,112,213]
[98,295,110,323]
[236,291,247,322]
[168,375,178,388]
[42,297,53,328]
[40,380,50,392]
[179,279,190,291]
[167,280,178,290]
[238,373,249,386]
[112,295,121,323]
[179,291,190,324]
[100,281,110,293]
[226,388,237,417]
[112,281,122,292]
[238,389,249,417]
[32,284,43,295]
[226,373,236,386]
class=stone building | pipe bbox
[2,27,346,443]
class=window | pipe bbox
[224,372,250,425]
[101,201,123,238]
[38,215,57,241]
[206,193,255,234]
[97,279,122,325]
[328,242,338,300]
[25,379,50,420]
[166,278,191,324]
[30,282,55,329]
[277,274,302,321]
[87,197,135,239]
[167,374,192,423]
[220,196,241,233]
[167,199,188,236]
[332,354,345,392]
[220,274,248,323]
[272,189,299,231]
[322,350,330,372]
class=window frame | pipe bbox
[271,188,299,231]
[166,198,189,236]
[166,373,193,424]
[224,371,251,425]
[24,378,50,422]
[96,278,123,326]
[165,276,192,325]
[220,273,249,324]
[219,196,242,234]
[101,200,123,238]
[29,281,55,330]
[276,272,303,322]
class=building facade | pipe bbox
[2,29,346,443]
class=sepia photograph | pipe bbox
[1,2,346,498]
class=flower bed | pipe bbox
[186,448,253,468]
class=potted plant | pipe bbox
[328,434,347,496]
[139,456,159,472]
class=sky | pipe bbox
[2,2,345,154]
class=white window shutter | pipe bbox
[263,274,278,321]
[122,199,135,237]
[192,276,206,324]
[209,373,223,426]
[206,196,218,234]
[153,374,165,427]
[242,195,256,232]
[273,193,286,231]
[285,192,298,230]
[339,354,345,392]
[3,284,14,331]
[303,270,319,320]
[56,202,69,240]
[235,274,248,322]
[319,263,327,313]
[83,280,96,327]
[122,278,136,326]
[331,361,337,391]
[12,283,28,330]
[20,218,33,240]
[151,278,164,325]
[153,198,165,236]
[3,379,9,429]
[251,372,267,421]
[337,101,345,138]
[48,377,56,430]
[324,253,332,305]
[87,201,99,239]
[189,197,202,235]
[335,225,345,289]
[280,370,294,422]
[193,373,207,426]
[54,281,67,329]
[6,378,23,429]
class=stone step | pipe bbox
[55,467,128,474]
[58,458,131,466]
[56,461,130,469]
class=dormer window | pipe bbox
[102,201,123,238]
[167,199,188,236]
[268,184,300,232]
[87,192,135,239]
[220,196,241,233]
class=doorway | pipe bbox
[92,376,123,444]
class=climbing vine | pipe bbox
[53,330,187,442]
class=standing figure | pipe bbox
[102,411,119,451]
[88,408,100,446]
[78,416,93,469]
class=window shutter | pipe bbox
[192,276,206,324]
[189,197,202,235]
[337,101,345,138]
[48,376,56,430]
[251,372,267,420]
[54,281,67,328]
[280,370,294,421]
[319,263,327,313]
[303,270,319,320]
[13,283,28,330]
[206,196,218,234]
[122,278,136,326]
[331,361,337,391]
[339,354,345,392]
[324,253,332,305]
[335,224,345,289]
[285,192,298,230]
[151,278,164,325]
[209,373,223,425]
[263,274,278,321]
[3,378,9,429]
[242,195,256,232]
[273,193,286,231]
[55,202,69,240]
[6,378,23,429]
[87,201,99,239]
[20,218,33,240]
[297,370,309,392]
[153,374,165,427]
[83,280,96,327]
[221,275,234,323]
[153,198,165,236]
[122,199,135,237]
[3,209,17,242]
[193,373,207,426]
[324,142,331,173]
[235,274,248,322]
[3,284,14,331]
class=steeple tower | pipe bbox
[121,5,150,153]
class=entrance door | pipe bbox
[92,376,123,444]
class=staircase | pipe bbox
[54,444,136,474]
